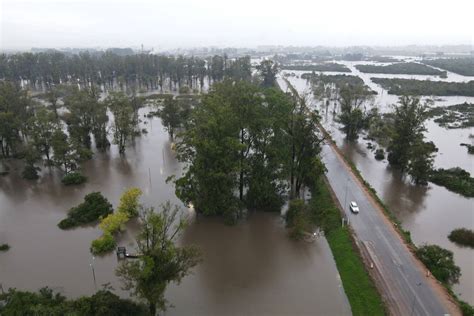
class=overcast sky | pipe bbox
[1,0,473,50]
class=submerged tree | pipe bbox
[158,96,181,139]
[337,83,373,140]
[116,202,201,316]
[106,92,138,154]
[29,107,59,164]
[51,130,78,174]
[387,96,437,184]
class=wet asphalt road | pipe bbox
[321,143,450,316]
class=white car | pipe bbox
[350,201,360,213]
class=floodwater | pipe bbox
[0,107,350,315]
[279,65,474,304]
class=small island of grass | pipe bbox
[58,192,113,229]
[448,228,474,248]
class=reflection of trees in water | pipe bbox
[381,166,429,218]
[115,157,132,176]
[178,213,293,297]
[162,140,180,175]
[340,139,429,219]
[181,212,315,300]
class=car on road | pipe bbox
[350,201,359,213]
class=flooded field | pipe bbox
[0,108,350,315]
[280,65,474,304]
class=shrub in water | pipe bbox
[374,148,385,160]
[0,243,10,251]
[90,233,116,255]
[58,192,113,229]
[61,172,87,185]
[448,228,474,248]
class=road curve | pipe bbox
[321,142,457,316]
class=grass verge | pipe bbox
[309,180,386,316]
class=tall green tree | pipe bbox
[284,79,325,198]
[106,92,137,154]
[256,59,279,88]
[175,87,241,221]
[63,87,100,149]
[116,203,200,316]
[29,107,59,164]
[387,96,437,184]
[337,84,372,140]
[158,96,181,139]
[51,130,78,174]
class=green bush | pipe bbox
[459,300,474,316]
[416,244,461,285]
[0,243,10,251]
[90,233,116,255]
[448,228,474,248]
[62,172,87,185]
[58,192,113,229]
[374,148,385,160]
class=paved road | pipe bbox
[321,143,451,316]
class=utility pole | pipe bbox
[90,256,97,291]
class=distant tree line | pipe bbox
[0,52,252,92]
[281,63,350,73]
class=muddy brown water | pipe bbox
[279,69,474,304]
[0,108,350,315]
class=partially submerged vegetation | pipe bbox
[371,78,474,96]
[90,188,142,255]
[421,57,474,76]
[58,192,113,229]
[448,228,474,248]
[61,171,87,185]
[281,63,351,72]
[460,143,474,154]
[355,62,447,76]
[174,74,324,223]
[426,102,474,129]
[430,167,474,198]
[0,243,10,251]
[304,73,377,95]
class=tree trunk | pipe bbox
[149,302,156,316]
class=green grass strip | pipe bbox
[311,181,386,316]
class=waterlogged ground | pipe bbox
[279,64,474,304]
[0,107,351,315]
